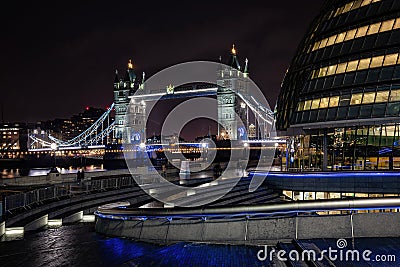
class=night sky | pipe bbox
[0,1,324,124]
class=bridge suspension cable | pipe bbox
[28,103,115,151]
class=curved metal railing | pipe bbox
[96,197,400,219]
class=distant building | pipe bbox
[41,107,108,141]
[0,123,28,155]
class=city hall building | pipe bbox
[277,0,400,171]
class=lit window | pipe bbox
[334,7,344,17]
[312,42,320,51]
[297,102,305,111]
[311,53,400,80]
[329,96,340,107]
[335,32,346,43]
[311,16,400,52]
[336,63,348,74]
[355,25,368,38]
[332,0,381,19]
[380,19,395,32]
[346,60,359,72]
[361,0,372,6]
[311,99,320,109]
[383,54,398,66]
[370,55,384,68]
[327,65,337,76]
[390,90,400,102]
[375,91,389,103]
[394,18,400,29]
[345,29,357,41]
[358,58,371,70]
[304,100,312,110]
[343,2,354,13]
[350,93,363,105]
[327,36,336,46]
[367,22,381,35]
[320,38,328,48]
[352,0,363,9]
[362,92,376,104]
[319,67,328,78]
[319,97,330,108]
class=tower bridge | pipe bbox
[28,46,276,152]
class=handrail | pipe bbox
[96,197,400,218]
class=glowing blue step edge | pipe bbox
[249,171,400,179]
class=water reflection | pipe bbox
[0,165,106,179]
[0,224,266,267]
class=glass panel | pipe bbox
[356,25,368,38]
[312,69,319,79]
[383,54,398,66]
[348,106,360,118]
[361,0,372,6]
[345,29,357,41]
[352,0,363,9]
[370,55,384,68]
[372,103,386,117]
[363,92,376,104]
[339,95,351,106]
[336,63,348,74]
[358,58,371,70]
[319,67,328,77]
[327,36,336,46]
[360,105,373,117]
[380,19,395,32]
[367,22,381,35]
[394,18,400,30]
[327,65,337,76]
[297,102,305,111]
[387,102,400,115]
[320,38,328,48]
[346,60,359,72]
[313,42,320,51]
[319,97,330,108]
[390,89,400,102]
[335,7,344,17]
[311,99,320,109]
[329,96,340,107]
[327,108,337,120]
[350,93,363,105]
[375,91,389,102]
[337,107,348,119]
[343,2,354,13]
[304,100,312,110]
[335,32,346,43]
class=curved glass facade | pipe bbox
[277,0,400,171]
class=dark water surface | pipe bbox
[0,224,265,267]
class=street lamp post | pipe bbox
[49,143,59,177]
[51,143,57,164]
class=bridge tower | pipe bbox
[113,60,136,144]
[217,45,250,140]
